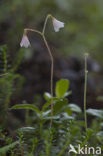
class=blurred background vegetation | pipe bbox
[0,0,103,117]
[0,0,103,60]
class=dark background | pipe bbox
[0,0,103,113]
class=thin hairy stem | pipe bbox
[42,14,52,35]
[84,53,88,131]
[24,28,42,36]
[42,35,54,127]
[24,25,54,127]
[42,14,54,127]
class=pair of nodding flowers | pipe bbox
[20,16,64,48]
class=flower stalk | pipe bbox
[84,53,88,131]
[20,14,64,127]
[42,14,52,35]
[42,35,54,126]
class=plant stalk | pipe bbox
[84,53,88,131]
[42,14,52,35]
[42,35,54,127]
[25,14,54,127]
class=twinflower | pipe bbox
[52,17,64,32]
[20,34,30,48]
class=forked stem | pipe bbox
[24,14,54,127]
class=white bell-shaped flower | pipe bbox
[20,34,30,48]
[52,17,64,32]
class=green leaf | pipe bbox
[17,127,35,134]
[42,100,51,111]
[96,131,103,142]
[0,141,19,154]
[11,104,40,114]
[53,98,68,115]
[96,131,103,137]
[42,110,51,117]
[55,79,69,98]
[86,109,103,119]
[100,122,103,127]
[86,128,94,137]
[61,113,74,120]
[43,115,60,120]
[68,104,82,113]
[44,92,51,101]
[64,91,72,97]
[42,97,58,111]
